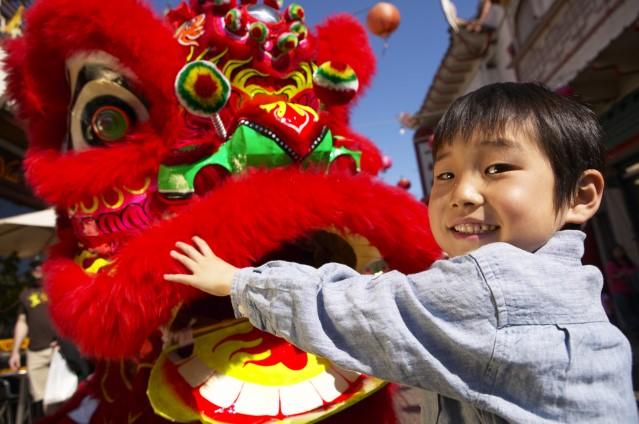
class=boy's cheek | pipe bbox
[427,212,448,252]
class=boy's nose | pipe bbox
[450,178,483,208]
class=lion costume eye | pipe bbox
[90,104,132,142]
[67,52,149,152]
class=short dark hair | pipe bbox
[432,82,605,209]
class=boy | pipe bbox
[164,82,638,422]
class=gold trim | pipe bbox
[127,412,142,424]
[209,48,228,65]
[120,360,133,391]
[101,188,125,210]
[122,177,151,195]
[79,196,99,214]
[101,362,115,403]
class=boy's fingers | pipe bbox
[164,274,196,286]
[192,236,214,257]
[175,241,203,260]
[170,250,197,271]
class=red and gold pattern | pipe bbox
[148,320,385,423]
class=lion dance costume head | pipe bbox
[5,0,441,421]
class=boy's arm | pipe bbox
[230,257,498,395]
[164,237,498,396]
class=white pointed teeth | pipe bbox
[197,365,362,417]
[200,374,243,408]
[453,223,498,234]
[233,382,280,416]
[280,380,324,415]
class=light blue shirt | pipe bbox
[231,230,637,423]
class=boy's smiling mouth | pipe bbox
[450,223,499,235]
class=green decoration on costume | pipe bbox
[248,21,268,43]
[289,21,307,40]
[175,60,231,117]
[277,32,298,53]
[285,4,304,21]
[158,125,361,195]
[224,9,243,34]
[313,62,359,90]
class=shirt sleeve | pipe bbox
[231,256,499,400]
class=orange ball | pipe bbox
[366,2,400,38]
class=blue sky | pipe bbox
[148,0,480,199]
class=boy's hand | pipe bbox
[164,236,238,296]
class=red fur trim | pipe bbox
[24,128,166,207]
[46,168,440,358]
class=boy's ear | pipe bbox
[564,169,605,225]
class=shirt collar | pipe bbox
[535,230,585,263]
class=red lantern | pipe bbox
[366,2,400,39]
[397,177,411,190]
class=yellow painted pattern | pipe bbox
[209,49,228,65]
[122,178,151,195]
[184,68,224,102]
[101,362,116,403]
[79,196,99,214]
[127,412,142,424]
[101,188,124,210]
[194,320,329,386]
[74,250,112,274]
[223,59,315,101]
[120,360,133,391]
[259,101,319,122]
[148,319,387,423]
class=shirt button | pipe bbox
[238,304,247,317]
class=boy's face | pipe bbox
[429,126,567,257]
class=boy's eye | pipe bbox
[436,172,454,181]
[485,164,511,175]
